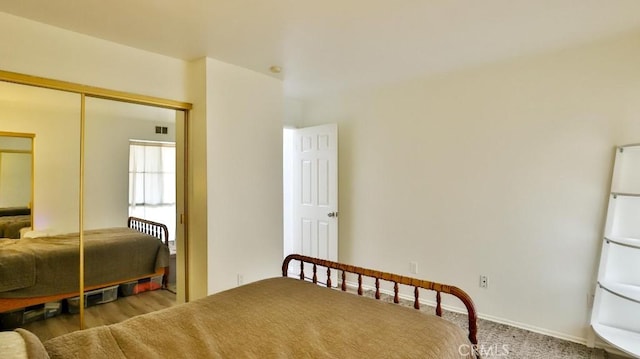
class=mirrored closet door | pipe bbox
[0,71,190,339]
[0,81,81,336]
[82,97,183,329]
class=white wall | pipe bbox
[0,12,188,101]
[298,31,640,343]
[205,58,284,294]
[282,129,295,257]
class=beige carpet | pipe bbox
[359,288,612,359]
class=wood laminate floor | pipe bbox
[20,288,176,342]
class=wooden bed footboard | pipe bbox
[282,254,479,352]
[127,216,170,288]
[128,216,169,246]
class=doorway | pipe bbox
[283,124,339,280]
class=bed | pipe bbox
[0,207,31,239]
[5,254,479,359]
[0,217,170,313]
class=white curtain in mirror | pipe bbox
[128,141,175,206]
[128,141,176,243]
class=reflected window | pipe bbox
[128,140,176,252]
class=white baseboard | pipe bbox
[589,335,634,358]
[342,280,634,356]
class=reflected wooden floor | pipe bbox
[21,289,176,342]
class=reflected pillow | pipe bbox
[21,230,49,239]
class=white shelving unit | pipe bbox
[590,144,640,358]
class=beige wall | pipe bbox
[205,58,284,294]
[298,31,640,342]
[0,12,188,101]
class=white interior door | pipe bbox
[288,124,338,277]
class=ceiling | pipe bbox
[1,1,640,98]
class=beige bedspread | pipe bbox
[0,228,169,298]
[44,277,473,358]
[0,239,36,292]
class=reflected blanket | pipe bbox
[0,228,169,298]
[0,215,30,239]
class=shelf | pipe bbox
[599,281,640,304]
[592,323,640,358]
[604,237,640,250]
[619,143,640,149]
[611,192,640,198]
[594,145,640,358]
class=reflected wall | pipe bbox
[0,135,31,209]
[0,82,80,233]
[84,98,177,230]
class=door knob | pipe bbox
[327,212,339,218]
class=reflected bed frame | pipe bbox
[0,217,169,313]
[282,254,479,355]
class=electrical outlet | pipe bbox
[479,275,488,289]
[237,274,244,286]
[410,262,418,274]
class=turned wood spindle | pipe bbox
[312,264,317,284]
[280,254,478,348]
[393,282,399,304]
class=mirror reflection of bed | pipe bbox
[0,82,82,334]
[82,97,180,330]
[0,80,185,340]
